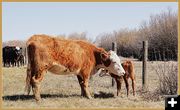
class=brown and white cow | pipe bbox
[99,60,136,97]
[25,34,125,101]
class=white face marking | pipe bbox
[107,50,125,76]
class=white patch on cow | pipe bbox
[48,62,80,75]
[16,46,20,50]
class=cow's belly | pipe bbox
[48,63,80,75]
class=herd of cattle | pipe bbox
[3,46,25,67]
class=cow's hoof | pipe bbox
[35,99,42,104]
[87,96,93,99]
[35,97,42,103]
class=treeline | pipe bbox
[3,9,177,61]
[96,9,178,61]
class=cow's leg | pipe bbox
[10,61,12,67]
[3,61,5,67]
[16,61,18,67]
[83,77,92,99]
[81,71,92,99]
[32,72,44,102]
[123,76,129,97]
[14,61,16,67]
[13,61,15,67]
[77,75,85,96]
[9,60,12,67]
[7,60,10,67]
[9,61,11,67]
[17,61,20,67]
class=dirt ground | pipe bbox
[2,60,171,109]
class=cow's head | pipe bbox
[95,49,125,76]
[14,46,22,56]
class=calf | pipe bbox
[100,60,136,96]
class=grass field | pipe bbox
[3,59,174,108]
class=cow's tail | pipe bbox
[24,43,36,95]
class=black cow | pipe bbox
[3,46,23,67]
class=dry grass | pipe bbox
[3,60,176,108]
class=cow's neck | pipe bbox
[94,51,103,66]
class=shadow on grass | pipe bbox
[2,94,80,101]
[3,91,114,101]
[94,91,114,98]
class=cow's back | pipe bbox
[27,35,95,75]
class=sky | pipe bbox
[2,2,178,42]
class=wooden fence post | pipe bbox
[142,41,148,90]
[112,42,117,87]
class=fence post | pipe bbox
[112,42,117,87]
[142,41,148,91]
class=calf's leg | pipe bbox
[115,76,123,96]
[131,78,136,96]
[111,74,123,96]
[129,70,136,96]
[123,76,129,97]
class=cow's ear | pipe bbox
[100,52,109,61]
[100,52,111,66]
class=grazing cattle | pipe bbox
[25,34,125,101]
[99,60,136,97]
[3,46,23,67]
